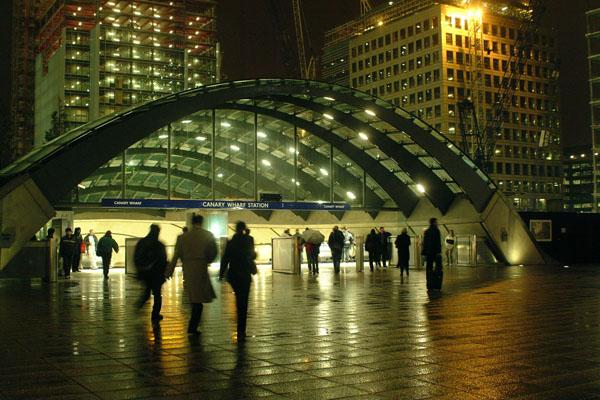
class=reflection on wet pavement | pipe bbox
[1,263,600,399]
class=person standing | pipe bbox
[395,228,411,276]
[378,227,392,268]
[59,228,77,279]
[219,221,257,342]
[342,227,354,262]
[365,229,379,271]
[293,228,303,267]
[328,226,344,274]
[165,215,217,335]
[422,218,443,291]
[135,224,167,323]
[84,229,98,269]
[445,229,456,266]
[97,231,119,280]
[72,227,84,272]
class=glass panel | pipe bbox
[171,112,213,199]
[257,115,295,201]
[124,127,168,199]
[297,129,331,202]
[214,109,255,200]
[333,149,363,207]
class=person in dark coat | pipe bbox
[365,229,380,271]
[135,224,167,322]
[72,227,83,272]
[422,218,443,291]
[220,221,257,342]
[328,226,345,274]
[378,227,392,268]
[395,228,411,276]
[97,231,119,280]
[59,228,77,279]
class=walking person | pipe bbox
[59,228,77,279]
[422,218,443,291]
[365,229,379,271]
[165,215,218,335]
[72,227,84,272]
[445,229,456,266]
[134,224,167,323]
[219,221,257,342]
[378,227,392,268]
[395,228,411,276]
[328,226,344,274]
[97,231,119,280]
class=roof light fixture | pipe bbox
[365,109,376,117]
[358,132,368,141]
[323,113,334,120]
[416,183,426,193]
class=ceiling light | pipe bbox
[323,96,335,101]
[346,191,356,200]
[416,183,426,193]
[319,168,328,176]
[262,159,271,166]
[365,109,376,116]
[257,131,267,138]
[221,121,231,128]
[217,173,223,178]
[230,144,240,151]
[358,132,368,140]
[158,134,168,139]
[195,136,206,141]
[323,113,334,120]
[181,120,192,124]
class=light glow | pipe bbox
[365,109,376,117]
[346,191,356,200]
[230,144,240,151]
[358,132,369,141]
[416,183,426,193]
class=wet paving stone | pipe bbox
[1,263,600,399]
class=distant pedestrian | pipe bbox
[84,229,98,269]
[72,227,84,272]
[378,227,392,268]
[220,221,257,342]
[445,229,456,266]
[365,229,379,271]
[328,226,344,273]
[165,215,218,335]
[182,226,188,233]
[293,228,303,266]
[395,228,411,276]
[342,227,354,262]
[135,224,167,323]
[282,228,292,237]
[46,228,55,240]
[422,218,443,291]
[59,228,77,279]
[97,231,119,280]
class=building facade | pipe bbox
[587,3,600,211]
[322,0,562,211]
[34,0,218,146]
[563,145,594,212]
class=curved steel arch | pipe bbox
[1,79,492,214]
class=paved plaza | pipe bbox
[1,263,600,399]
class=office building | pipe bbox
[322,0,562,211]
[34,0,218,146]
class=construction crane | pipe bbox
[458,0,546,172]
[360,0,372,16]
[291,0,316,79]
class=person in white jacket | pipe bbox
[444,229,456,266]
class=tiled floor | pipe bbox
[1,263,600,399]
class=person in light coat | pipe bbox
[165,215,217,335]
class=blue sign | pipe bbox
[101,198,350,211]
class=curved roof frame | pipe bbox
[0,79,496,215]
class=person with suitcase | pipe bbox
[422,218,443,291]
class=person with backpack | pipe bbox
[365,229,379,271]
[328,226,345,274]
[135,224,167,323]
